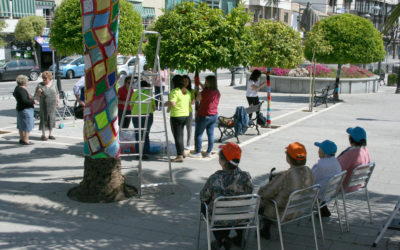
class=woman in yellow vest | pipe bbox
[130,80,156,159]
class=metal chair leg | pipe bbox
[342,191,350,232]
[196,213,202,250]
[335,197,344,233]
[206,221,211,250]
[365,187,373,224]
[277,220,284,250]
[311,212,319,250]
[316,203,325,242]
[256,221,261,250]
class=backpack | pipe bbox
[257,113,267,126]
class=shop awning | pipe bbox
[34,36,52,52]
[13,0,36,18]
[132,3,155,19]
[35,0,55,7]
[0,0,12,17]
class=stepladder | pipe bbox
[119,31,173,197]
[373,200,400,247]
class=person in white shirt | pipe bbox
[73,76,85,100]
[246,69,266,120]
[312,139,342,217]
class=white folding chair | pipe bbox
[316,170,347,233]
[266,184,322,250]
[341,162,375,232]
[196,194,261,250]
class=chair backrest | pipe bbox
[210,194,260,228]
[344,162,375,193]
[280,184,320,222]
[320,171,347,204]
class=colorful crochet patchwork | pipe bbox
[81,0,120,158]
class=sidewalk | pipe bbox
[0,79,399,249]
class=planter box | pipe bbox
[250,74,380,94]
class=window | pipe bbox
[7,61,18,68]
[42,8,52,28]
[284,12,289,23]
[205,0,220,9]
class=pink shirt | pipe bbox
[154,69,167,87]
[199,88,220,116]
[338,147,370,192]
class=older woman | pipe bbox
[35,71,59,141]
[200,142,253,249]
[13,75,36,145]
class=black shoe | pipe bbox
[260,227,271,240]
[320,206,331,217]
[222,237,232,250]
[135,155,149,160]
[20,141,33,145]
[19,139,23,144]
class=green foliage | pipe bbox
[15,16,46,42]
[50,0,82,56]
[249,20,303,68]
[388,73,398,86]
[116,0,143,55]
[304,13,385,64]
[303,29,333,62]
[50,0,142,56]
[373,68,385,75]
[0,20,6,47]
[145,2,249,72]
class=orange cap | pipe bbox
[221,142,242,166]
[286,142,307,161]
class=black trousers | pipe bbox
[118,109,131,129]
[170,116,188,156]
[246,96,260,119]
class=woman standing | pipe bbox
[166,75,192,163]
[191,75,221,158]
[246,69,266,120]
[183,75,195,150]
[118,75,134,128]
[13,75,36,145]
[35,71,59,141]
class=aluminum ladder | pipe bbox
[119,31,173,197]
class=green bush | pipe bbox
[373,69,385,75]
[388,73,398,86]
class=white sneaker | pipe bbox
[190,152,202,158]
[185,145,194,150]
[203,153,212,158]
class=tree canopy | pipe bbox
[304,13,385,64]
[144,2,250,72]
[15,16,46,42]
[0,20,6,47]
[50,0,142,56]
[249,20,303,68]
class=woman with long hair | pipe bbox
[246,69,266,120]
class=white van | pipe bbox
[117,54,146,77]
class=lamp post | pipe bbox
[51,5,62,92]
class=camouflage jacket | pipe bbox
[200,167,253,214]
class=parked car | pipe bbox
[0,59,40,81]
[117,54,146,77]
[49,55,85,79]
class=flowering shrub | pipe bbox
[306,64,332,77]
[249,67,290,76]
[341,65,374,78]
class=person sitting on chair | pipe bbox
[200,142,253,249]
[337,126,370,193]
[312,140,342,217]
[258,142,314,239]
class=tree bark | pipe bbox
[333,64,342,101]
[68,157,137,203]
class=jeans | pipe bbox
[154,86,165,109]
[246,96,260,119]
[132,114,153,154]
[118,109,131,129]
[194,114,218,154]
[170,116,188,156]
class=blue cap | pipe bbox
[314,140,337,156]
[346,126,367,143]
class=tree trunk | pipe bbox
[230,68,236,86]
[266,68,272,127]
[333,64,342,101]
[68,0,137,202]
[68,157,137,203]
[31,41,39,69]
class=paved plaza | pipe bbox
[0,78,399,249]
